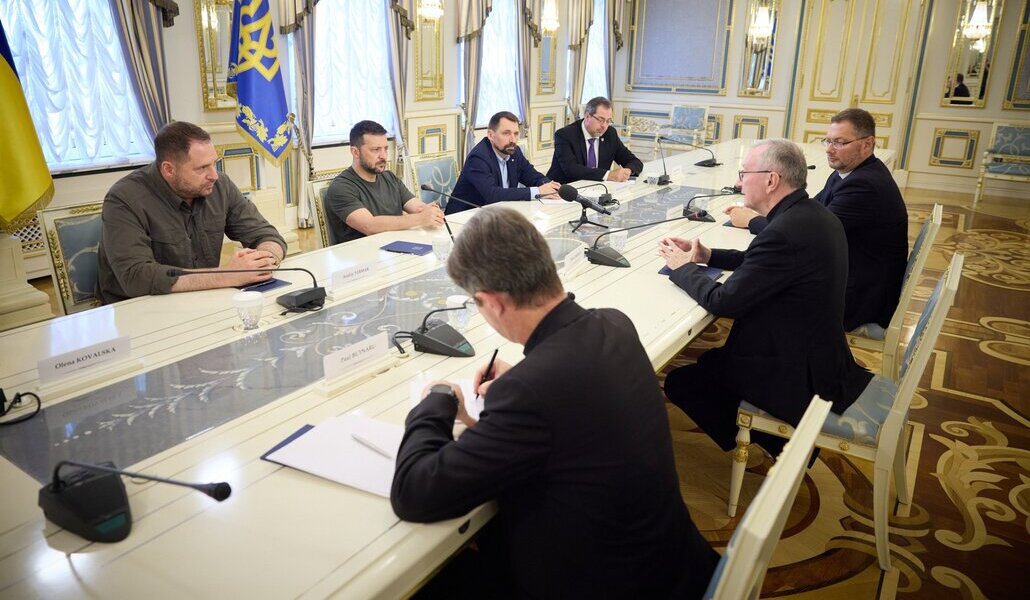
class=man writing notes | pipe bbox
[659,140,872,455]
[324,120,444,245]
[446,111,560,214]
[392,207,718,598]
[725,109,908,334]
[546,96,644,184]
[96,121,286,304]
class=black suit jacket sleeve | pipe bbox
[613,137,645,175]
[670,229,797,318]
[821,177,878,237]
[391,382,551,522]
[550,128,609,182]
[462,152,535,204]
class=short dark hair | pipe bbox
[447,207,563,308]
[584,97,612,115]
[956,73,965,83]
[488,111,521,131]
[154,121,211,164]
[830,108,876,139]
[349,120,388,147]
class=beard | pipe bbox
[170,175,215,199]
[495,142,517,156]
[360,157,387,174]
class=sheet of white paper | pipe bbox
[537,197,565,205]
[265,413,403,498]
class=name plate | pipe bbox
[38,336,131,384]
[666,205,685,220]
[562,245,588,278]
[323,332,389,381]
[607,229,628,250]
[331,261,377,290]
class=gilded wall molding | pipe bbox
[733,115,769,139]
[859,0,912,104]
[414,6,444,101]
[537,32,557,95]
[809,0,857,102]
[215,144,261,190]
[929,128,980,169]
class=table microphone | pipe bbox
[574,182,615,206]
[657,136,720,168]
[391,304,475,357]
[654,136,672,185]
[38,459,231,543]
[685,192,738,222]
[420,184,483,214]
[585,208,702,268]
[167,267,326,312]
[558,184,611,215]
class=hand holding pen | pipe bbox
[473,349,510,400]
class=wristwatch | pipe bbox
[430,384,458,406]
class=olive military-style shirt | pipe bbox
[96,163,286,304]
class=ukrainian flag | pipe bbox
[227,0,293,166]
[0,18,53,233]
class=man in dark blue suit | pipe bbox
[660,140,872,454]
[447,111,559,215]
[725,109,908,333]
[546,96,643,184]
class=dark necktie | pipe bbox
[587,138,597,169]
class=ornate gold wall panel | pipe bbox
[416,124,449,154]
[733,115,769,139]
[809,0,857,102]
[537,32,557,95]
[414,7,444,101]
[859,0,912,104]
[535,113,558,152]
[929,128,980,169]
[215,144,260,190]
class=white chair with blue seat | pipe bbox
[974,121,1030,206]
[848,204,943,380]
[703,396,832,600]
[409,151,459,209]
[727,253,964,571]
[653,104,709,159]
[38,203,104,315]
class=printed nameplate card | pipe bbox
[38,336,131,384]
[331,261,377,291]
[666,205,685,220]
[323,332,389,381]
[562,245,588,278]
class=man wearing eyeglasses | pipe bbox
[725,108,908,335]
[545,96,644,184]
[658,139,872,458]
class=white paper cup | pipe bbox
[232,291,264,330]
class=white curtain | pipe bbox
[458,0,492,157]
[580,0,607,105]
[566,0,594,120]
[109,0,172,140]
[312,0,397,144]
[514,0,533,126]
[605,0,625,100]
[0,0,155,173]
[279,0,317,226]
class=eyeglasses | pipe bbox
[588,113,615,126]
[738,170,774,180]
[820,136,871,149]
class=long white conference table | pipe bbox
[0,139,881,598]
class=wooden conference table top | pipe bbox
[0,138,888,598]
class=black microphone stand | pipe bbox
[569,204,608,233]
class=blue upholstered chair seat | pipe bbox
[850,322,886,340]
[985,162,1030,176]
[740,375,898,447]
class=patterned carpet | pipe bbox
[662,201,1029,599]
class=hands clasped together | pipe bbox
[657,237,711,271]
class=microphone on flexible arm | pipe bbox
[558,184,612,233]
[657,136,721,168]
[167,267,325,313]
[419,184,483,214]
[684,192,738,222]
[38,459,231,543]
[584,207,706,268]
[654,136,672,185]
[391,303,475,357]
[573,182,615,206]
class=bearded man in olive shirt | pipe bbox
[96,121,286,304]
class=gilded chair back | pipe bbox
[37,203,104,315]
[306,170,343,248]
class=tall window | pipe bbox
[580,0,608,104]
[313,0,397,145]
[474,0,521,127]
[0,1,154,173]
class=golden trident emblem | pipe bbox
[234,0,280,81]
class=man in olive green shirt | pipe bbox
[96,121,286,304]
[324,120,443,245]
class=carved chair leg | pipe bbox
[727,426,751,518]
[873,462,893,570]
[893,430,911,505]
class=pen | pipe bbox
[351,432,394,459]
[477,348,500,401]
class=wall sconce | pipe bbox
[420,0,444,21]
[542,0,560,32]
[962,1,991,41]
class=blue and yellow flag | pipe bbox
[0,18,53,233]
[227,0,293,166]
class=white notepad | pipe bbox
[264,414,404,498]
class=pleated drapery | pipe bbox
[388,1,415,180]
[279,0,317,226]
[458,0,492,158]
[566,0,593,120]
[109,0,172,140]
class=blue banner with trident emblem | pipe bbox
[227,0,292,166]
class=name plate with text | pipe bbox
[323,332,389,381]
[331,262,377,291]
[38,336,131,384]
[562,245,588,278]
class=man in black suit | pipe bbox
[447,111,559,214]
[725,109,908,333]
[392,207,718,598]
[546,96,644,184]
[659,139,872,454]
